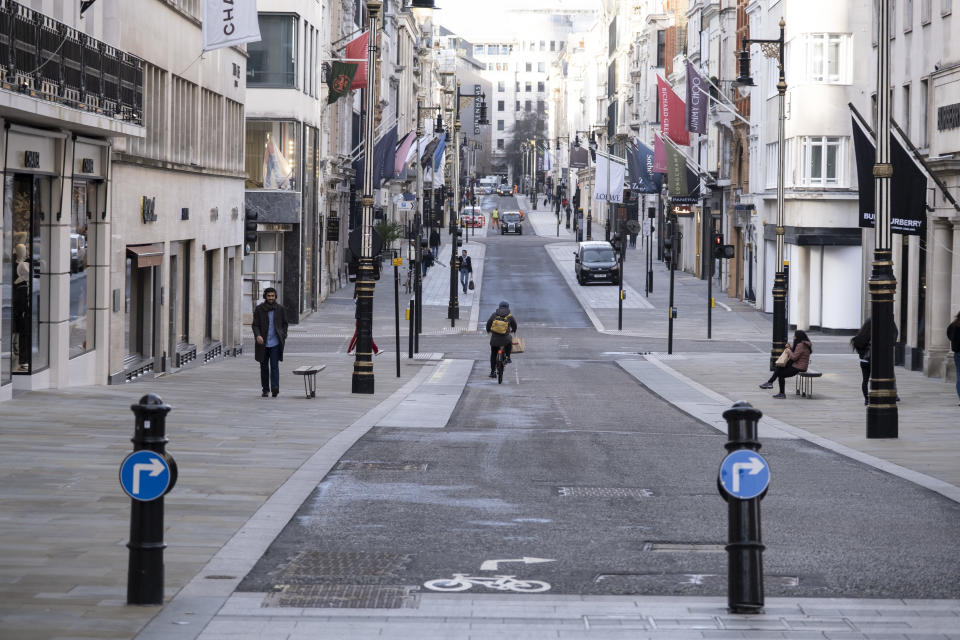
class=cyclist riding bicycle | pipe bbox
[485,300,517,378]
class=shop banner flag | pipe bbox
[665,141,687,197]
[685,60,708,134]
[327,61,358,104]
[851,116,927,235]
[569,146,589,169]
[432,133,447,172]
[628,141,663,194]
[203,0,261,52]
[344,31,369,90]
[592,152,627,204]
[375,124,398,186]
[653,135,667,173]
[658,75,690,146]
[394,132,416,175]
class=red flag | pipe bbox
[653,135,667,173]
[657,75,690,146]
[345,31,368,90]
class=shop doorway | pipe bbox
[125,244,163,375]
[3,173,52,377]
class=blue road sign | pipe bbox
[119,450,171,502]
[718,450,770,500]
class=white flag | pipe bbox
[203,0,262,52]
[592,153,627,204]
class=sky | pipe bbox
[434,0,598,41]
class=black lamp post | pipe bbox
[866,1,899,438]
[448,81,488,325]
[352,0,383,394]
[735,19,788,372]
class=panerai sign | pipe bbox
[201,0,261,52]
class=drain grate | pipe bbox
[335,461,430,472]
[264,584,419,609]
[642,542,726,552]
[555,486,654,498]
[275,551,412,585]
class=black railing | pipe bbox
[0,0,142,125]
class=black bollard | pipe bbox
[719,401,768,614]
[125,394,177,605]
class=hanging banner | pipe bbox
[592,152,627,203]
[685,60,708,134]
[345,31,369,90]
[569,146,589,169]
[394,132,416,176]
[658,75,690,146]
[628,141,663,194]
[202,0,261,52]
[851,116,927,235]
[653,135,666,173]
[326,61,358,105]
[664,142,700,204]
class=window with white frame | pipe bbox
[921,0,932,21]
[765,141,779,189]
[800,136,844,187]
[805,33,848,83]
[904,0,914,30]
[943,0,952,15]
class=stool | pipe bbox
[795,370,822,398]
[293,365,325,398]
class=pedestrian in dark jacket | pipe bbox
[429,228,440,258]
[948,311,960,405]
[760,330,812,398]
[458,249,473,293]
[851,318,871,405]
[485,300,517,378]
[252,287,288,397]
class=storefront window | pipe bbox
[4,174,51,375]
[69,181,97,358]
[242,231,283,317]
[247,14,298,87]
[244,120,299,190]
[302,125,319,312]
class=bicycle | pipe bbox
[423,573,550,593]
[495,347,506,384]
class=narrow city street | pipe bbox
[236,213,960,610]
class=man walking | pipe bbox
[252,287,288,397]
[491,208,499,230]
[458,249,473,294]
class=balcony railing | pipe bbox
[0,0,142,125]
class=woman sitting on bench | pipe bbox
[760,330,813,399]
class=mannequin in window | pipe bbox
[12,243,30,371]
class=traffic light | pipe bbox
[455,228,463,247]
[243,209,258,255]
[663,219,674,249]
[713,232,724,259]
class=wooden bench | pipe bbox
[795,370,822,398]
[292,365,326,398]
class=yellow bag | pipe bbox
[774,348,790,367]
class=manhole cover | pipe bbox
[335,461,430,472]
[555,486,654,498]
[642,542,726,552]
[264,584,419,609]
[276,551,412,584]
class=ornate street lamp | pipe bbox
[866,1,899,437]
[447,81,488,326]
[352,0,384,394]
[735,19,788,372]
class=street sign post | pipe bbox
[718,450,770,500]
[119,450,173,502]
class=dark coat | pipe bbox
[458,256,472,273]
[485,306,517,348]
[948,322,960,352]
[429,230,441,248]
[252,302,288,363]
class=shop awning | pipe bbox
[126,243,163,268]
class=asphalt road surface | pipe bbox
[239,197,960,601]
